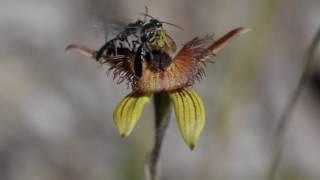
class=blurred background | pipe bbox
[1,0,320,180]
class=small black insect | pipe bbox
[95,17,168,78]
[95,8,182,78]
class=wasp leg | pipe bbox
[114,45,118,56]
[146,45,154,61]
[132,40,140,51]
[124,38,131,49]
[134,45,145,78]
[96,42,111,61]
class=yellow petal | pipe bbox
[169,88,206,150]
[113,92,152,137]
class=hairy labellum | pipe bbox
[66,27,250,93]
[102,35,214,93]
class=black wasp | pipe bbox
[95,13,181,79]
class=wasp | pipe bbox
[95,11,181,79]
[134,17,180,78]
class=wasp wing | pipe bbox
[164,34,177,53]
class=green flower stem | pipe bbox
[145,92,171,180]
[267,26,320,180]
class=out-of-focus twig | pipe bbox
[267,26,320,180]
[145,93,171,180]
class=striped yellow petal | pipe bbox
[169,88,205,150]
[113,92,152,137]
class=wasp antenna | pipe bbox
[144,6,149,22]
[138,6,155,21]
[161,21,184,31]
[139,13,155,20]
[138,6,153,22]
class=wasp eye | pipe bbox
[148,31,154,37]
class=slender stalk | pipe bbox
[145,93,171,180]
[267,27,320,180]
